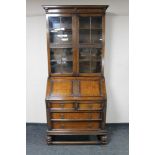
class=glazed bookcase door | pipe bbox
[47,15,75,75]
[47,14,105,76]
[78,15,104,76]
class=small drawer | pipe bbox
[51,112,101,119]
[52,122,100,129]
[79,103,102,110]
[48,101,104,111]
[48,102,74,109]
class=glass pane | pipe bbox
[91,61,101,73]
[61,17,72,29]
[49,17,72,44]
[50,48,73,73]
[79,48,90,73]
[62,48,73,61]
[79,48,90,60]
[79,17,90,29]
[91,16,102,29]
[91,30,102,43]
[91,48,102,73]
[50,30,72,44]
[91,48,102,61]
[79,16,102,44]
[62,62,73,73]
[79,29,90,43]
[79,17,90,43]
[50,49,62,61]
[51,62,61,73]
[79,48,102,73]
[49,17,60,29]
[79,62,90,73]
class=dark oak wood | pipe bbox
[50,112,101,119]
[43,5,108,144]
[43,5,109,14]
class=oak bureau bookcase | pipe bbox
[43,5,109,144]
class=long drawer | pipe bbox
[52,122,101,129]
[48,101,104,110]
[50,112,101,119]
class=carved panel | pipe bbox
[51,80,73,96]
[79,80,100,96]
[79,103,102,110]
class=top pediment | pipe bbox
[43,5,109,14]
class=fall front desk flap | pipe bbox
[46,77,106,100]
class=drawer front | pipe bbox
[51,112,101,119]
[79,103,102,110]
[52,122,100,129]
[48,103,74,109]
[48,101,103,110]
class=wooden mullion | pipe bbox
[90,16,91,44]
[46,14,51,76]
[72,14,77,75]
[89,16,91,73]
[79,43,102,48]
[76,15,79,75]
[60,49,62,74]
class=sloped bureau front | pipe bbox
[48,77,106,99]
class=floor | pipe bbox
[26,123,129,155]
